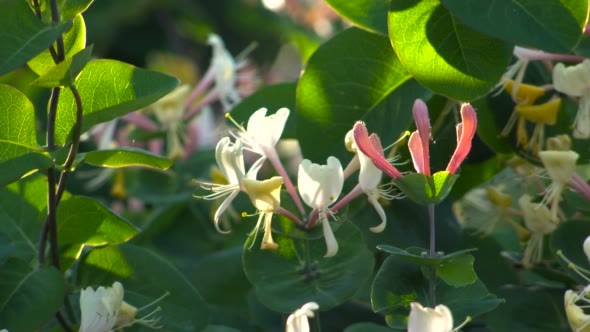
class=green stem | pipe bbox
[428,203,436,306]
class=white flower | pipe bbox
[207,34,241,111]
[79,282,125,332]
[565,288,590,332]
[285,302,319,332]
[242,176,283,250]
[408,302,453,332]
[538,150,579,222]
[518,194,558,267]
[553,60,590,138]
[585,236,590,263]
[230,107,290,158]
[298,157,344,257]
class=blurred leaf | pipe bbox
[486,286,569,331]
[0,153,52,188]
[442,0,588,53]
[0,85,40,161]
[371,255,502,329]
[296,27,411,162]
[77,244,210,331]
[31,45,93,87]
[377,245,477,267]
[550,219,590,283]
[82,147,172,170]
[388,0,513,100]
[325,0,389,35]
[57,195,138,246]
[27,14,86,76]
[231,83,297,139]
[343,322,392,332]
[60,0,95,20]
[437,254,477,287]
[243,221,374,313]
[471,98,513,154]
[0,0,69,76]
[56,59,179,144]
[0,258,64,331]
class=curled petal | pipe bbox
[368,195,386,233]
[412,99,431,175]
[446,103,477,174]
[353,122,402,179]
[261,212,278,250]
[322,218,339,258]
[213,190,239,233]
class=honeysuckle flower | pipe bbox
[514,98,561,153]
[150,85,191,159]
[298,157,344,257]
[285,302,319,332]
[539,150,579,221]
[553,59,590,139]
[242,176,283,250]
[408,302,453,332]
[518,194,557,268]
[584,236,590,263]
[198,137,252,233]
[228,107,305,215]
[546,134,572,151]
[565,288,590,332]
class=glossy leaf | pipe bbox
[0,0,69,76]
[77,244,210,331]
[57,195,139,246]
[56,59,179,144]
[231,82,297,139]
[325,0,389,35]
[243,221,374,313]
[388,0,513,100]
[82,147,172,170]
[0,259,65,331]
[392,171,459,205]
[296,27,411,162]
[0,153,52,188]
[371,255,502,329]
[32,45,93,87]
[442,0,588,53]
[27,14,86,76]
[0,85,40,161]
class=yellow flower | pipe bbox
[242,176,283,250]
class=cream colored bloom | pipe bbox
[285,302,319,332]
[298,157,344,257]
[584,236,590,263]
[207,34,240,111]
[518,194,557,267]
[538,150,579,221]
[565,288,590,332]
[408,302,453,332]
[80,282,124,332]
[553,60,590,138]
[242,176,283,250]
[151,85,191,159]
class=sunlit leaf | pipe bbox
[82,147,172,170]
[0,153,52,188]
[31,45,93,87]
[0,85,40,161]
[325,0,389,35]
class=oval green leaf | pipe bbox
[0,0,69,76]
[31,44,93,87]
[77,244,210,331]
[442,0,588,53]
[56,59,179,144]
[296,27,411,162]
[325,0,389,35]
[82,147,172,170]
[436,253,477,287]
[388,0,513,100]
[243,221,374,313]
[0,259,65,331]
[57,195,139,246]
[27,14,86,76]
[0,85,40,161]
[0,152,52,188]
[392,171,459,205]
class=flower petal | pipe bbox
[213,190,239,233]
[446,103,477,174]
[321,218,339,258]
[352,122,402,179]
[412,99,431,176]
[368,195,386,233]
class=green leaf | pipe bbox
[82,147,172,170]
[77,244,210,331]
[442,0,588,53]
[371,255,502,329]
[0,258,65,331]
[32,44,93,87]
[388,0,513,100]
[436,254,477,287]
[325,0,389,35]
[243,221,374,313]
[57,195,138,246]
[296,27,411,162]
[0,152,52,188]
[0,85,40,161]
[377,245,477,266]
[231,83,297,139]
[55,59,179,144]
[60,0,94,20]
[392,171,459,205]
[27,14,86,76]
[550,219,590,283]
[343,322,393,332]
[0,0,69,76]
